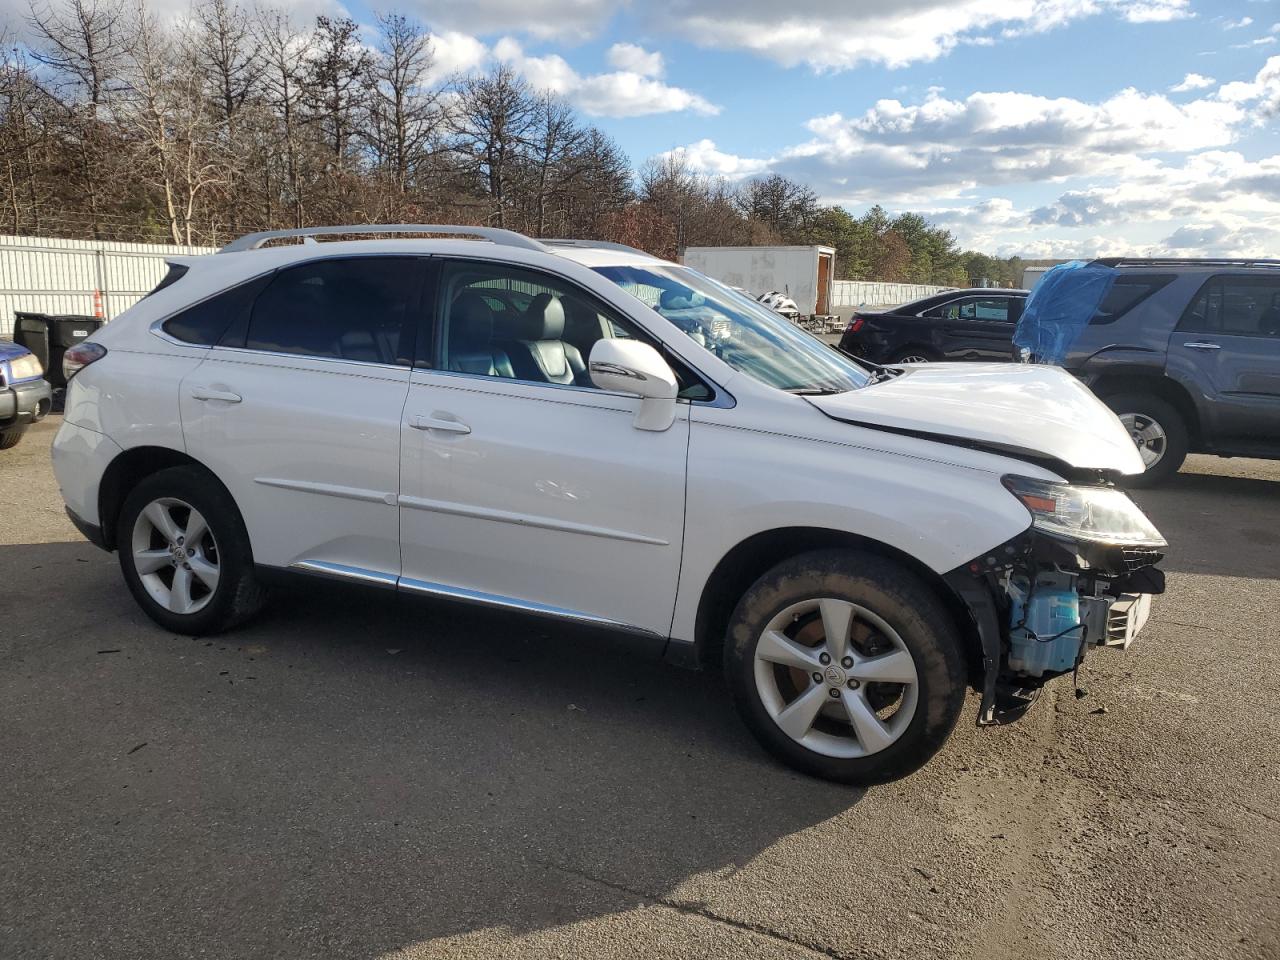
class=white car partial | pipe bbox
[51,225,1166,784]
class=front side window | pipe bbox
[439,261,710,398]
[595,264,871,395]
[242,257,424,364]
[1179,276,1280,338]
[943,298,1011,322]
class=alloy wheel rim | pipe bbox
[1119,413,1167,469]
[753,598,919,759]
[897,355,929,364]
[131,497,220,615]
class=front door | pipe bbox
[936,296,1017,360]
[1168,274,1280,446]
[180,255,426,578]
[398,258,689,637]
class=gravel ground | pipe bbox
[1,416,1277,960]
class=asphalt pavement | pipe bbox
[1,416,1277,959]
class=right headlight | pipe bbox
[8,352,43,380]
[1002,475,1167,547]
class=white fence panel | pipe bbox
[0,235,215,338]
[831,280,952,309]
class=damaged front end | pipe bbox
[945,474,1167,726]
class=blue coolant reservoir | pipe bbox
[1007,572,1084,677]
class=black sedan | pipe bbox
[837,288,1030,364]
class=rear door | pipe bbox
[180,255,426,578]
[1168,274,1280,444]
[932,296,1018,360]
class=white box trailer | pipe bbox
[682,245,836,317]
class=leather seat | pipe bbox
[497,293,588,386]
[449,292,515,378]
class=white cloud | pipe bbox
[494,39,718,117]
[395,0,616,41]
[644,0,1191,71]
[428,31,490,80]
[1171,72,1215,92]
[1224,15,1255,29]
[658,139,770,178]
[606,42,664,77]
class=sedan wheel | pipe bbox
[1119,412,1167,470]
[754,597,919,758]
[895,354,931,364]
[131,497,221,614]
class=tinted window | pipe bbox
[1090,275,1175,325]
[162,274,270,346]
[1180,276,1280,337]
[245,257,423,363]
[147,263,189,298]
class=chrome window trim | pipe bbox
[411,364,719,409]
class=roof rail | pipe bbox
[540,238,655,257]
[1089,256,1280,269]
[219,224,547,254]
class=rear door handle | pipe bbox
[411,414,471,434]
[1182,341,1221,351]
[190,386,242,403]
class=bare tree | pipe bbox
[366,11,441,210]
[452,64,535,228]
[304,15,368,166]
[257,9,312,227]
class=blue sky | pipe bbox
[7,0,1279,256]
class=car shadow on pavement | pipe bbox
[1127,469,1280,581]
[0,540,861,959]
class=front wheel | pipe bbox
[0,426,27,449]
[1104,393,1188,487]
[724,549,967,785]
[889,348,937,364]
[117,466,266,634]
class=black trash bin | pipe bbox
[12,312,103,388]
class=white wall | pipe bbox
[0,234,214,338]
[683,246,827,314]
[830,280,952,314]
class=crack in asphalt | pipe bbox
[536,859,864,959]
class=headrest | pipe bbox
[497,292,566,341]
[450,291,494,351]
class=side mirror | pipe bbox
[589,338,679,432]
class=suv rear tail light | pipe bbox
[847,316,865,333]
[63,342,107,380]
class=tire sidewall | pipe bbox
[724,549,966,785]
[116,466,257,635]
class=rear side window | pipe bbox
[162,274,270,346]
[243,257,424,365]
[1179,276,1280,337]
[1089,275,1175,325]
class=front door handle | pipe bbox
[411,414,471,434]
[190,386,242,403]
[1182,341,1221,351]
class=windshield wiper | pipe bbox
[785,386,847,396]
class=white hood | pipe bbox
[808,363,1145,475]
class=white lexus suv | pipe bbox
[52,225,1167,784]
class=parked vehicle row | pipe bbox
[50,225,1165,785]
[839,259,1280,485]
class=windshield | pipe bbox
[594,264,871,394]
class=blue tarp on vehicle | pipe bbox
[1013,261,1117,365]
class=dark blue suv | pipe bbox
[1064,258,1280,485]
[0,339,52,449]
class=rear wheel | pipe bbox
[724,549,967,785]
[117,466,266,634]
[1104,393,1188,487]
[0,426,27,449]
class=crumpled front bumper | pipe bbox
[0,377,52,427]
[944,528,1164,725]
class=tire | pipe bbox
[0,426,26,449]
[116,465,266,634]
[724,549,967,785]
[889,348,937,364]
[1103,393,1188,488]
